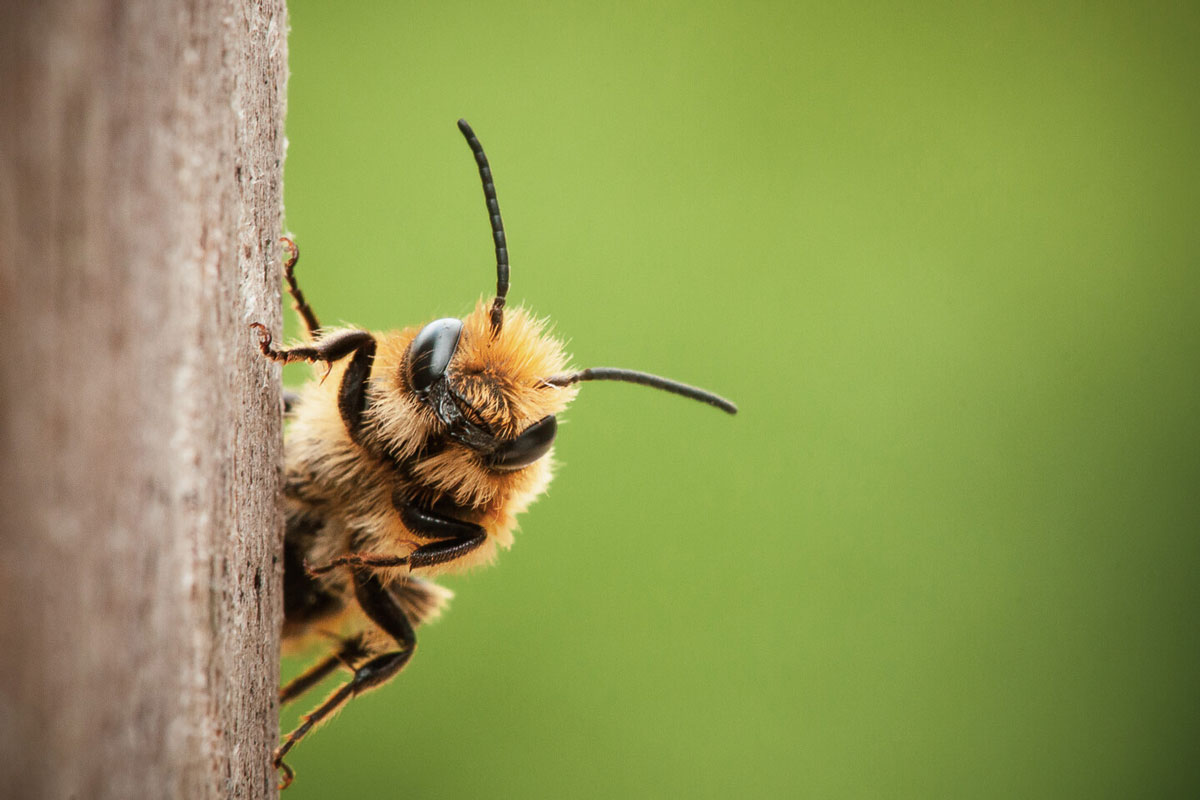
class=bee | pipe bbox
[253,119,737,788]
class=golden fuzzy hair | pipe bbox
[367,300,577,458]
[282,301,578,578]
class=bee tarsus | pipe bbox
[252,325,374,368]
[304,553,409,576]
[274,571,417,790]
[279,237,321,337]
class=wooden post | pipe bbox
[0,1,287,797]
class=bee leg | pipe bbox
[304,498,489,578]
[250,324,373,367]
[279,237,322,339]
[305,552,407,576]
[304,530,488,575]
[407,531,487,569]
[274,572,417,789]
[305,522,486,577]
[279,634,371,707]
[250,324,377,439]
[336,336,376,441]
[395,496,482,540]
[395,496,489,569]
[278,654,341,708]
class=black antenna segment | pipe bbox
[547,368,738,415]
[457,119,509,335]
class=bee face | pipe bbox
[404,302,576,472]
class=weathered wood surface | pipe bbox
[0,1,288,797]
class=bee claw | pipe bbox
[249,323,276,360]
[304,559,332,577]
[274,756,295,790]
[280,236,299,271]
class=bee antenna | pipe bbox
[546,368,738,415]
[457,119,509,336]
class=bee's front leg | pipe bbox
[395,494,488,569]
[251,324,377,439]
[306,501,488,576]
[251,324,373,366]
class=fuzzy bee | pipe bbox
[253,120,737,788]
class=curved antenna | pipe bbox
[546,368,738,415]
[457,119,509,335]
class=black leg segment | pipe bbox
[279,634,372,707]
[304,527,486,575]
[280,237,322,339]
[394,493,487,541]
[252,325,374,366]
[307,497,489,577]
[273,572,418,789]
[393,494,489,568]
[337,336,376,441]
[251,323,377,443]
[407,531,487,569]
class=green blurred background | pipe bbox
[279,1,1199,796]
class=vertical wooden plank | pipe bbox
[0,1,287,797]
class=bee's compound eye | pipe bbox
[488,415,557,472]
[407,318,463,396]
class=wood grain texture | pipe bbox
[0,1,288,797]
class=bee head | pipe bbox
[399,120,736,474]
[404,303,576,472]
